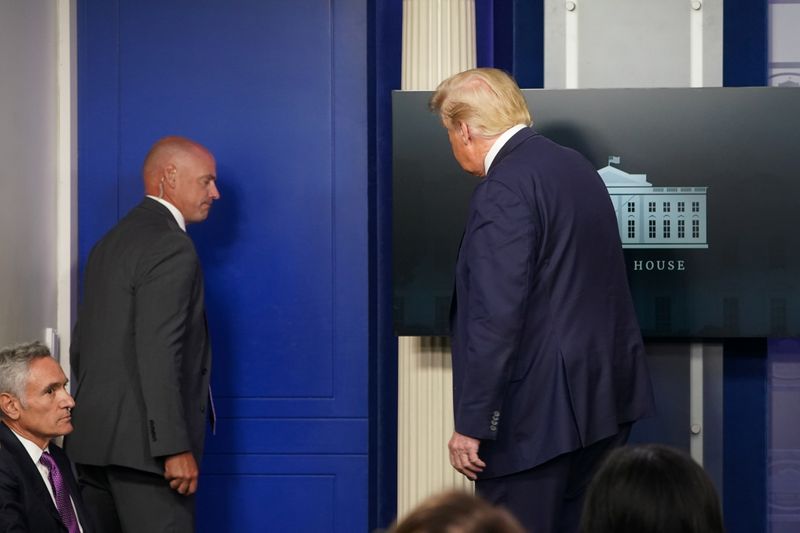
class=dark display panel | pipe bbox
[393,88,800,337]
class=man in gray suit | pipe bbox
[66,136,220,532]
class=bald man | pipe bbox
[66,136,220,532]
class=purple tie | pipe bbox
[39,451,80,533]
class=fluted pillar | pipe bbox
[397,0,476,519]
[401,0,476,90]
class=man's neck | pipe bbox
[146,195,187,231]
[483,124,528,175]
[3,420,49,451]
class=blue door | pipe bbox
[78,1,369,530]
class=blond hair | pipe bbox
[429,68,532,138]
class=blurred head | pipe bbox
[581,444,724,533]
[0,341,75,448]
[143,136,219,224]
[429,68,531,177]
[389,491,525,533]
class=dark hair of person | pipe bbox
[581,444,724,533]
[389,490,525,533]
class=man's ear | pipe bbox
[0,392,21,421]
[163,164,178,187]
[459,122,471,144]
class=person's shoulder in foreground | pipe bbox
[581,443,724,533]
[388,490,525,533]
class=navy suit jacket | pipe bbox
[0,422,92,532]
[451,128,655,479]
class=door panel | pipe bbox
[78,1,368,531]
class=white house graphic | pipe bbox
[598,157,708,249]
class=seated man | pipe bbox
[0,341,91,532]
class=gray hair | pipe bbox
[0,341,52,401]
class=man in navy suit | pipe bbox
[0,341,92,532]
[430,68,655,533]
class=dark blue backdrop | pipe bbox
[78,1,370,530]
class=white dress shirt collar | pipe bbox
[484,124,529,175]
[147,195,186,231]
[9,427,47,462]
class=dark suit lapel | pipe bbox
[0,424,64,527]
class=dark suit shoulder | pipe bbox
[0,428,49,532]
[0,424,27,462]
[0,441,28,498]
[488,130,608,210]
[0,441,24,477]
[0,448,28,532]
[90,198,184,245]
[85,199,196,279]
[492,130,593,177]
[117,199,189,239]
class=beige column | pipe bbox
[397,0,476,519]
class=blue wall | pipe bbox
[78,1,370,530]
[370,0,402,528]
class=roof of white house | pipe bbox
[597,164,651,187]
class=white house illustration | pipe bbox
[598,157,708,249]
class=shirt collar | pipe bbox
[8,426,47,464]
[484,124,528,175]
[146,195,186,231]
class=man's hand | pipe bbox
[164,451,199,495]
[448,431,486,480]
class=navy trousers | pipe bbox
[476,424,632,533]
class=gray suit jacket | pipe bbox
[66,198,212,474]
